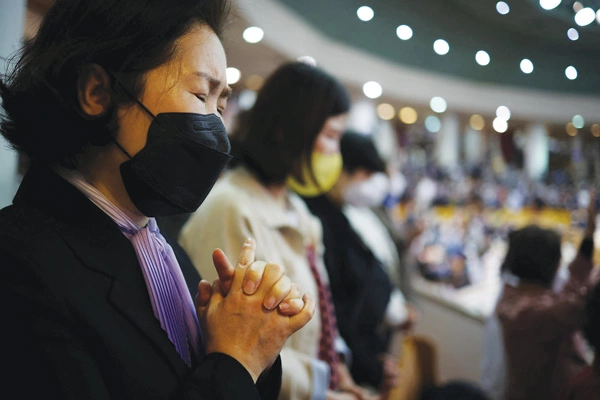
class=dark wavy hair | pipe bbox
[501,225,562,287]
[0,0,231,168]
[231,62,350,185]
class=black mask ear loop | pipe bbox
[106,70,158,160]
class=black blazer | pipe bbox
[0,165,281,399]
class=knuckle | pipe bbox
[245,268,260,281]
[265,262,284,276]
[237,256,250,267]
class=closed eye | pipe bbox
[195,94,206,102]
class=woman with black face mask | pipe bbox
[0,1,314,399]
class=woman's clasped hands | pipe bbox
[196,238,315,382]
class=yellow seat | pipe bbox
[386,335,439,400]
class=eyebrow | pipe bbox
[193,71,233,99]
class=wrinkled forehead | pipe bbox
[169,23,228,82]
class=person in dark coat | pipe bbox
[303,133,415,395]
[0,1,314,398]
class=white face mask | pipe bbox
[343,172,390,207]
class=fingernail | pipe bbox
[264,296,276,309]
[245,237,253,245]
[279,302,290,311]
[243,281,256,295]
[289,298,304,308]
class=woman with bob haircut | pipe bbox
[180,62,375,399]
[0,0,315,398]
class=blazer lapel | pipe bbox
[13,165,189,378]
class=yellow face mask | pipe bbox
[287,152,343,197]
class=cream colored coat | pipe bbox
[180,167,327,400]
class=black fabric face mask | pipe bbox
[119,110,232,217]
[106,71,231,217]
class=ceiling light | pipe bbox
[566,122,578,136]
[430,97,447,113]
[297,56,317,67]
[496,106,511,120]
[399,107,418,124]
[357,6,374,21]
[425,115,441,133]
[539,0,561,10]
[575,7,596,26]
[565,66,578,80]
[591,124,600,137]
[238,90,257,111]
[597,10,600,24]
[567,28,579,41]
[243,27,264,43]
[433,39,450,55]
[226,67,241,85]
[496,1,510,15]
[363,81,383,99]
[245,75,264,91]
[377,103,395,120]
[475,51,490,66]
[572,115,585,129]
[520,59,534,74]
[573,2,583,12]
[470,115,485,131]
[396,25,413,40]
[493,117,508,133]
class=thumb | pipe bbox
[212,249,235,295]
[208,279,225,306]
[289,293,316,333]
[195,279,212,309]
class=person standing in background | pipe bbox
[180,62,372,400]
[496,193,597,400]
[303,132,417,397]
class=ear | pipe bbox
[77,64,112,118]
[352,168,371,181]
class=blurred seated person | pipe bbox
[562,281,600,399]
[415,241,470,289]
[496,193,597,400]
[303,132,416,395]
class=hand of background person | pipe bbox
[378,354,401,393]
[398,304,419,332]
[208,238,305,315]
[585,190,596,238]
[326,391,364,400]
[195,239,315,382]
[337,361,380,400]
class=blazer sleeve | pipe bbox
[185,354,282,400]
[1,248,280,400]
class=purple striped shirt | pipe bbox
[58,168,201,367]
